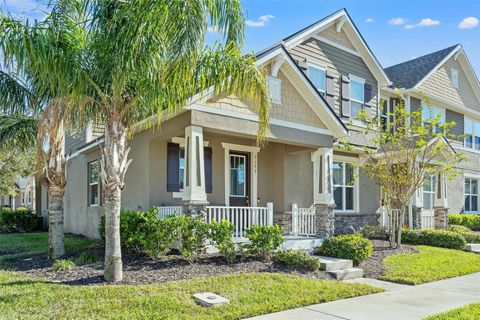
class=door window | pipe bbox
[230,155,246,197]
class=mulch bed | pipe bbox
[359,240,417,279]
[1,245,333,286]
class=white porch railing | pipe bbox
[206,202,273,241]
[420,209,435,229]
[156,206,183,218]
[291,204,316,236]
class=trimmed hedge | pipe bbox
[315,234,373,265]
[402,229,466,250]
[272,250,320,271]
[360,225,388,240]
[449,214,480,231]
[0,208,39,233]
[449,225,480,244]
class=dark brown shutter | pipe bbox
[204,147,213,193]
[167,143,180,192]
[341,75,350,117]
[326,70,335,107]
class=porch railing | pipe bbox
[206,203,273,241]
[420,209,435,229]
[156,206,183,218]
[291,204,316,236]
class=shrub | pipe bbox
[75,253,101,265]
[360,225,388,240]
[402,229,466,250]
[316,234,373,265]
[0,208,38,233]
[449,224,472,233]
[179,216,210,262]
[272,249,320,271]
[449,225,480,244]
[52,259,76,271]
[209,220,236,264]
[449,214,480,231]
[244,225,284,260]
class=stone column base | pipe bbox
[314,203,336,239]
[433,207,448,230]
[412,206,423,230]
[182,200,209,220]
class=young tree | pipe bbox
[0,1,88,258]
[341,96,463,248]
[79,0,270,282]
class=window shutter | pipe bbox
[326,70,335,107]
[167,142,180,192]
[204,147,213,193]
[341,75,350,117]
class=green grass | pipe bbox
[0,232,98,264]
[0,271,382,320]
[425,302,480,320]
[382,246,480,285]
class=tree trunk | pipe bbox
[101,113,131,283]
[48,185,65,259]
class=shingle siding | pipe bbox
[446,109,464,141]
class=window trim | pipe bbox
[423,175,436,210]
[307,63,327,93]
[349,74,365,119]
[464,117,480,151]
[88,160,100,207]
[464,177,479,213]
[27,190,32,205]
[333,159,359,213]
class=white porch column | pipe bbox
[312,147,334,205]
[311,147,335,238]
[182,126,207,204]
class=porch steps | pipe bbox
[281,236,323,251]
[316,256,364,280]
[466,244,480,253]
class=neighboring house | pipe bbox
[59,9,479,241]
[0,176,37,212]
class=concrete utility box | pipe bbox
[193,292,230,307]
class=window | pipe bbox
[333,161,355,211]
[20,191,25,205]
[465,117,480,150]
[422,104,445,132]
[27,190,32,205]
[230,155,246,197]
[451,67,459,89]
[308,65,326,92]
[423,175,436,209]
[350,77,365,118]
[88,161,100,206]
[179,148,185,190]
[266,76,282,104]
[465,178,479,212]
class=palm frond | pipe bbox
[0,115,38,151]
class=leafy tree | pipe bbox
[341,96,463,248]
[78,1,270,282]
[0,1,88,258]
[0,147,35,197]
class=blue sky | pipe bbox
[3,0,479,74]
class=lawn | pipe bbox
[0,271,381,320]
[0,232,97,264]
[381,246,480,285]
[425,302,480,320]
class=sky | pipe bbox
[2,0,479,75]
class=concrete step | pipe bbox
[281,237,323,251]
[317,256,353,271]
[466,244,480,252]
[329,268,364,281]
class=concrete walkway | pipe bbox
[249,272,480,320]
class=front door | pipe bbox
[229,152,250,206]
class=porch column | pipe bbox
[182,126,208,218]
[433,172,448,230]
[412,186,424,229]
[312,147,336,238]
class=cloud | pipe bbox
[458,17,479,29]
[404,18,440,29]
[388,18,408,25]
[365,18,375,23]
[245,14,275,27]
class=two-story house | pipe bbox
[50,9,479,244]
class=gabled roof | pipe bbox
[280,8,391,87]
[385,45,459,89]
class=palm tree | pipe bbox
[0,1,88,259]
[81,0,270,282]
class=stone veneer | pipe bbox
[334,212,380,235]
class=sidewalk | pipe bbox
[249,272,480,320]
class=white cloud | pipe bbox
[389,17,408,25]
[365,18,375,23]
[458,17,479,29]
[245,14,275,27]
[404,18,440,29]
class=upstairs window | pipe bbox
[422,104,445,133]
[451,67,459,89]
[350,76,365,119]
[308,65,326,93]
[465,177,479,212]
[88,161,100,206]
[465,117,480,150]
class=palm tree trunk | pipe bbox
[101,113,131,283]
[48,185,65,259]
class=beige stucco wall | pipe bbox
[419,57,480,111]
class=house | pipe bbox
[55,9,479,241]
[0,176,38,212]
